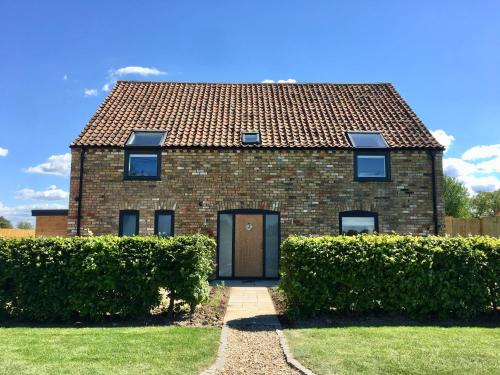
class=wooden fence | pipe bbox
[445,216,500,237]
[0,228,35,238]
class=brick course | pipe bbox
[67,148,444,237]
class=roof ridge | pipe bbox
[115,80,393,86]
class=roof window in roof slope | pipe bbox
[127,131,166,146]
[347,131,388,148]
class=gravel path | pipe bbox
[215,286,300,375]
[218,327,300,375]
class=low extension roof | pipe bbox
[71,81,443,150]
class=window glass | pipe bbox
[127,131,165,146]
[265,214,279,278]
[156,212,173,236]
[357,155,386,178]
[121,212,138,236]
[128,154,158,177]
[242,132,260,144]
[348,132,387,148]
[218,214,233,277]
[341,216,375,235]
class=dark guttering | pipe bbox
[429,150,439,235]
[70,144,446,152]
[76,147,87,236]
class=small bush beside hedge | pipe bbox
[280,235,500,319]
[0,235,215,322]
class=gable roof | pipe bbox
[71,81,443,150]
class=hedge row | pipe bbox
[280,235,499,319]
[0,235,215,322]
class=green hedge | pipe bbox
[280,235,500,319]
[0,235,215,322]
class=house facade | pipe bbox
[67,81,444,279]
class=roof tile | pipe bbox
[72,81,443,149]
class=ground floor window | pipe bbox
[119,210,139,236]
[155,210,174,236]
[339,210,378,235]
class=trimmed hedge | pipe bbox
[280,235,500,319]
[0,235,215,322]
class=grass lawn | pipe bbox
[285,326,500,375]
[0,326,219,375]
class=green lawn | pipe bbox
[285,326,500,375]
[0,326,219,375]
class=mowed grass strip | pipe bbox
[0,326,219,375]
[285,326,500,375]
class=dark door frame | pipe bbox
[216,208,281,280]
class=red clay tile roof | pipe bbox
[71,81,443,150]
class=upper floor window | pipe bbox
[124,149,161,180]
[242,131,260,145]
[125,131,164,180]
[127,131,166,146]
[119,210,139,236]
[354,151,390,181]
[348,131,390,181]
[339,210,378,235]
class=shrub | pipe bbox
[280,235,500,319]
[0,235,215,322]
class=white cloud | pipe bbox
[261,78,297,84]
[84,88,98,97]
[443,143,500,194]
[443,158,477,178]
[0,147,8,157]
[462,144,500,161]
[15,185,69,201]
[25,153,71,177]
[430,129,454,152]
[102,83,111,92]
[113,66,166,77]
[63,74,68,81]
[0,201,67,225]
[456,175,500,194]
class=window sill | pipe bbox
[354,177,391,182]
[123,176,161,181]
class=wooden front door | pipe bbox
[234,214,264,277]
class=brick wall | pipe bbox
[35,215,68,237]
[68,148,444,237]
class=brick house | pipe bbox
[65,81,444,279]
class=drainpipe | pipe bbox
[429,150,439,235]
[76,147,86,236]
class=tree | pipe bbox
[443,176,470,217]
[470,189,500,217]
[0,216,13,228]
[16,221,33,229]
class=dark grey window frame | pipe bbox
[154,210,175,236]
[119,210,139,236]
[339,210,379,235]
[354,149,391,182]
[124,147,162,181]
[216,209,280,280]
[241,131,261,145]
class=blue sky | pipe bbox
[0,0,499,224]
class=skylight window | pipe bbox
[347,132,388,148]
[127,131,166,146]
[242,131,260,145]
